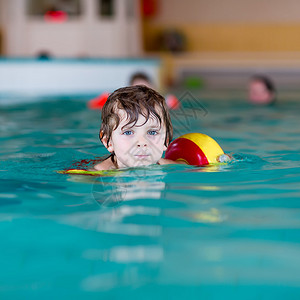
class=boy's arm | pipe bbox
[159,154,232,166]
[158,158,187,165]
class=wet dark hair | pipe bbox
[100,85,173,150]
[129,72,152,86]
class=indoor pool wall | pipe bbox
[0,58,161,99]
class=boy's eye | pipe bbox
[123,130,133,136]
[148,130,158,136]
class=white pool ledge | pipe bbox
[0,58,161,97]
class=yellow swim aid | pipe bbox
[58,169,120,176]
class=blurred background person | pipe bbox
[248,75,276,106]
[129,72,153,87]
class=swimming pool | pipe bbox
[1,92,300,299]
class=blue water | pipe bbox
[1,94,300,299]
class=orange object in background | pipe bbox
[166,94,180,109]
[87,92,109,109]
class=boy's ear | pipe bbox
[100,133,114,153]
[163,137,169,151]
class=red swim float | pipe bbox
[166,94,180,109]
[87,92,109,109]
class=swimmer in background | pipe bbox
[93,85,184,170]
[248,75,276,106]
[129,72,152,87]
[88,72,180,110]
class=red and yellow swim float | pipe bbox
[165,133,226,166]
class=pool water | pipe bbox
[1,93,300,299]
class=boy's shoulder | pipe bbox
[93,156,116,171]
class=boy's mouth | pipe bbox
[135,154,150,158]
[134,153,151,159]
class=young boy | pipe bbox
[94,85,179,170]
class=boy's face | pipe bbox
[103,109,167,168]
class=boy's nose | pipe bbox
[137,141,147,147]
[137,136,147,147]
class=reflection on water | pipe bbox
[92,168,167,206]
